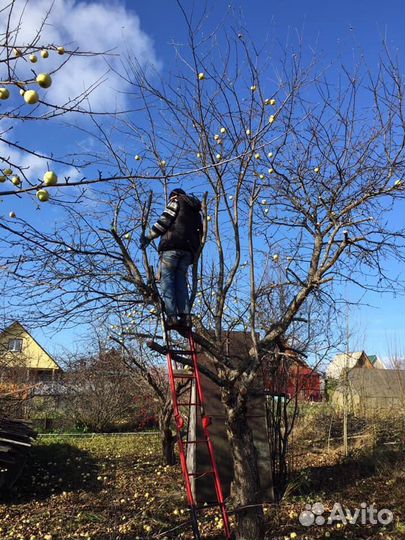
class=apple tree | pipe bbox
[1,9,405,540]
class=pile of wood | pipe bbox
[0,418,37,490]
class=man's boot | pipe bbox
[166,315,179,328]
[178,314,192,328]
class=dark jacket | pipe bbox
[157,194,202,255]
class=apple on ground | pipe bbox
[43,171,58,186]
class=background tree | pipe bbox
[0,8,404,540]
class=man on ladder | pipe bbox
[139,188,202,328]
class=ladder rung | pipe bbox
[173,370,195,378]
[184,439,208,445]
[188,470,214,477]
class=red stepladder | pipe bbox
[162,315,232,540]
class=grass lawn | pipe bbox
[0,433,403,539]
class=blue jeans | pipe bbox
[159,250,193,316]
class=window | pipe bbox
[8,338,23,352]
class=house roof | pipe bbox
[0,320,63,372]
[342,368,405,399]
[367,354,386,369]
[326,351,368,379]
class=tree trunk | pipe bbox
[225,393,265,540]
[159,408,176,466]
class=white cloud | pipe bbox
[1,0,160,110]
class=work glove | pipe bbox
[139,232,151,249]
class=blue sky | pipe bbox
[1,0,404,364]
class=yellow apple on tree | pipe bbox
[250,85,257,91]
[160,160,166,167]
[3,168,12,175]
[245,129,251,135]
[41,49,49,58]
[214,134,220,140]
[134,154,141,161]
[268,168,274,174]
[216,153,222,160]
[207,216,212,221]
[57,46,65,55]
[124,233,131,240]
[220,127,226,134]
[0,176,6,183]
[13,48,22,57]
[24,90,39,104]
[314,167,320,173]
[9,211,16,218]
[11,176,21,186]
[269,115,275,124]
[19,89,25,96]
[198,72,205,80]
[197,152,202,158]
[254,153,261,159]
[0,88,10,100]
[259,174,265,180]
[273,254,279,261]
[269,98,276,106]
[29,54,37,63]
[43,171,58,186]
[267,152,273,158]
[36,189,50,202]
[36,73,52,89]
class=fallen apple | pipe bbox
[43,171,58,186]
[0,88,10,100]
[36,73,52,88]
[36,189,49,202]
[24,90,39,104]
